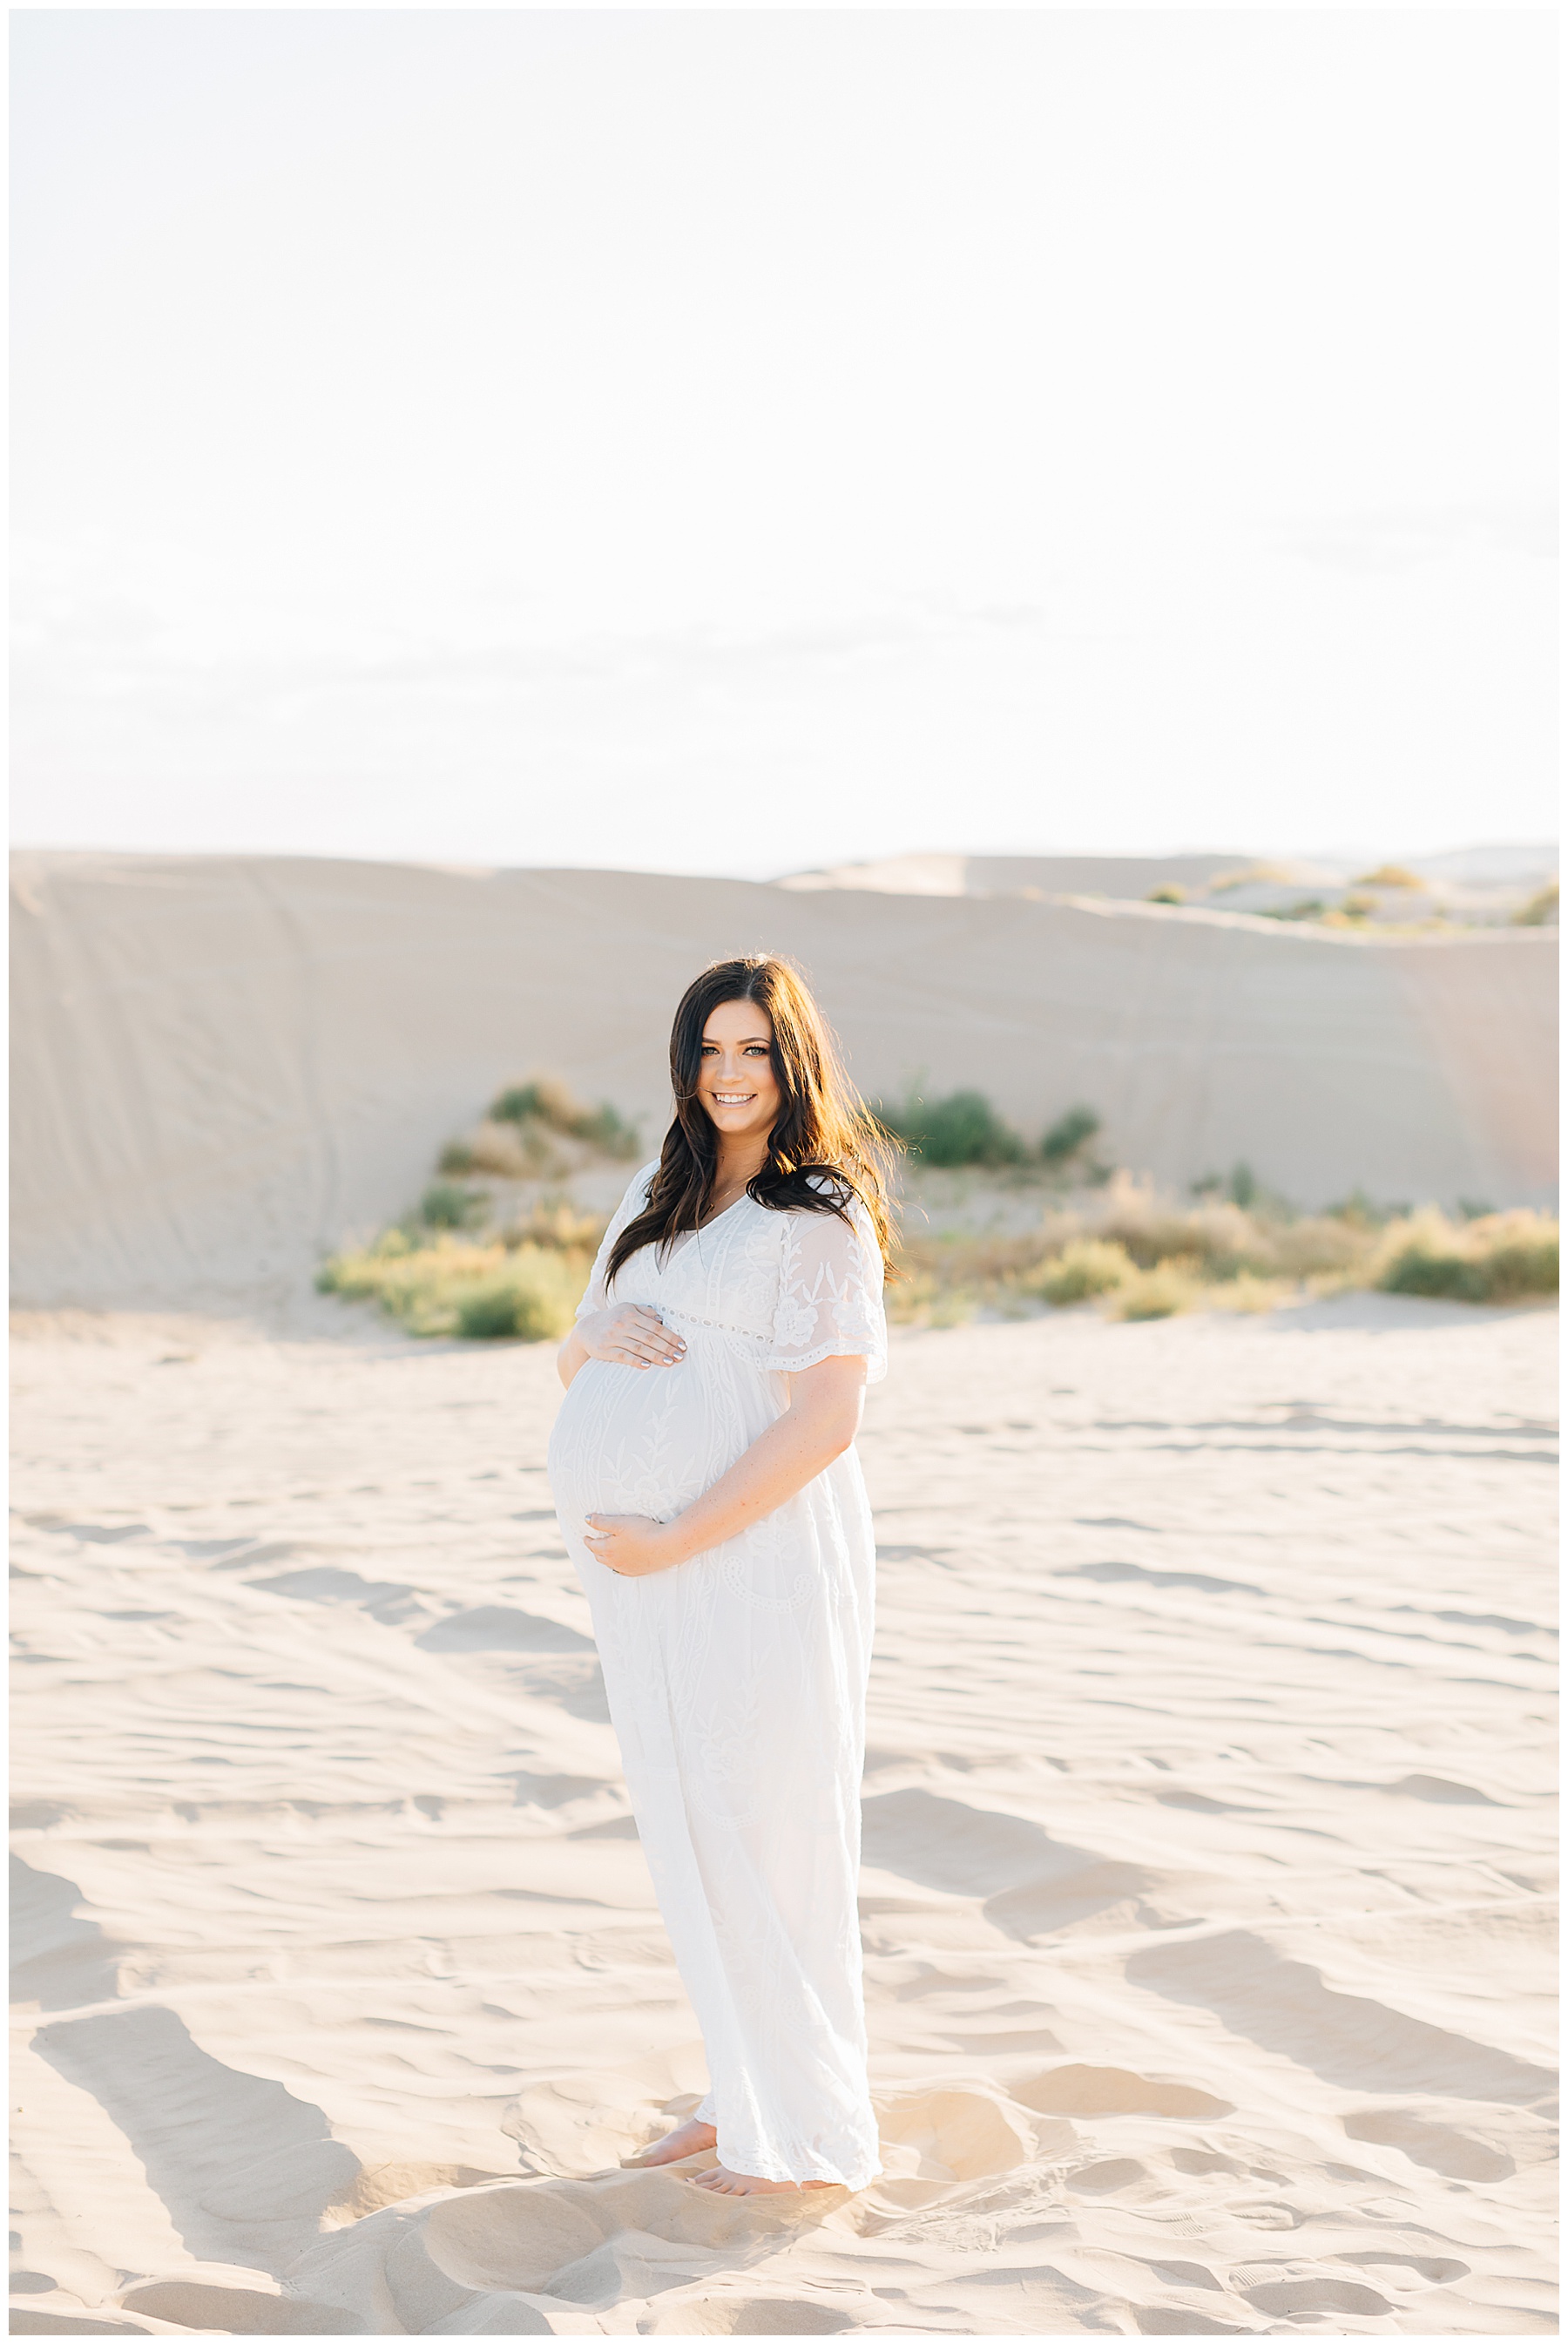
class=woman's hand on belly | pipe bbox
[583,1514,683,1576]
[578,1304,686,1370]
[560,1304,686,1385]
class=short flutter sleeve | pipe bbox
[763,1194,888,1384]
[576,1162,659,1319]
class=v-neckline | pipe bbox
[700,1191,751,1230]
[661,1192,750,1266]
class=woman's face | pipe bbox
[698,998,782,1148]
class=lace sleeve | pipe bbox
[762,1195,888,1385]
[577,1161,659,1319]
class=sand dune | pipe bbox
[10,1293,1556,2334]
[777,851,1260,897]
[778,850,1556,929]
[781,848,1562,897]
[10,851,1557,1311]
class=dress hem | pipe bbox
[716,2149,884,2192]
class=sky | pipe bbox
[10,7,1558,878]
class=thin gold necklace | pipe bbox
[706,1173,752,1218]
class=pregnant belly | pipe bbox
[547,1354,754,1525]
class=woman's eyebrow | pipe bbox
[702,1033,773,1047]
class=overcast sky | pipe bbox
[11,8,1557,877]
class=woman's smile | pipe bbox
[698,999,783,1141]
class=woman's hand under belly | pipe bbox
[582,1514,686,1576]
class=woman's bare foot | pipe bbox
[692,2164,835,2195]
[623,2116,717,2168]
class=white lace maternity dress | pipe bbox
[547,1163,885,2189]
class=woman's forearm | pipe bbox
[661,1371,864,1564]
[557,1328,589,1389]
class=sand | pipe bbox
[11,852,1557,1312]
[11,1291,1556,2336]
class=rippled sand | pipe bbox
[10,1296,1557,2335]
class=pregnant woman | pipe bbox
[547,955,893,2197]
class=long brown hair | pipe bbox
[606,955,896,1288]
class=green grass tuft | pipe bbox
[1260,898,1328,923]
[1512,882,1558,928]
[881,1088,1029,1168]
[1373,1209,1558,1304]
[1040,1106,1102,1168]
[1026,1238,1134,1304]
[1111,1258,1203,1320]
[489,1079,641,1158]
[490,1077,580,1128]
[420,1182,484,1229]
[453,1264,583,1340]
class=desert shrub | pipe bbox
[1027,1239,1134,1304]
[453,1257,583,1341]
[1261,1216,1371,1279]
[881,1173,1553,1327]
[490,1077,579,1128]
[454,1282,531,1340]
[1040,1106,1102,1169]
[502,1200,608,1252]
[1062,1176,1368,1302]
[1219,1163,1294,1216]
[1261,898,1328,923]
[895,1224,1058,1296]
[421,1182,483,1230]
[1146,884,1186,904]
[577,1104,642,1158]
[1100,1182,1366,1283]
[1355,864,1422,889]
[318,1235,585,1339]
[1373,1209,1558,1304]
[1210,862,1294,891]
[490,1079,641,1158]
[883,1088,1027,1168]
[1472,1214,1560,1298]
[883,1265,939,1325]
[1206,1271,1288,1313]
[1513,883,1558,928]
[1322,1188,1384,1228]
[462,1119,569,1179]
[437,1140,477,1175]
[1112,1257,1203,1320]
[1095,1183,1251,1276]
[882,1259,990,1329]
